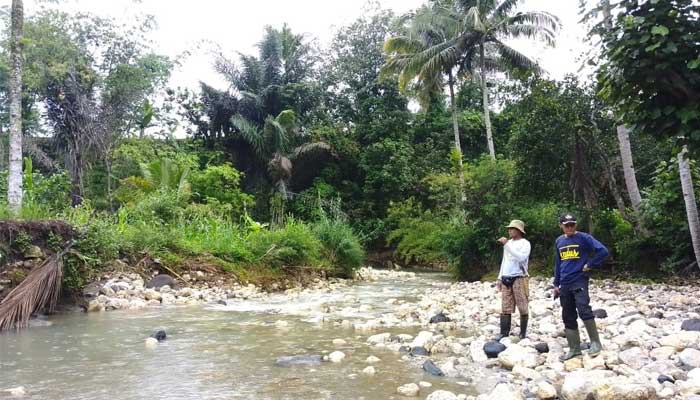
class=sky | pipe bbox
[19,0,593,92]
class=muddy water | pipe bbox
[0,271,480,399]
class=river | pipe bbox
[0,270,482,400]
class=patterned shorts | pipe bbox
[502,277,529,315]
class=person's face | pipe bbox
[561,222,576,237]
[508,228,521,239]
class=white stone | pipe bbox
[328,351,346,363]
[619,347,651,369]
[560,370,615,400]
[680,348,700,368]
[367,332,391,345]
[145,337,159,348]
[658,331,700,350]
[332,338,347,346]
[426,390,458,400]
[362,366,376,375]
[366,355,381,363]
[512,365,542,381]
[419,381,433,388]
[534,381,557,399]
[477,383,523,400]
[650,346,677,361]
[591,379,658,400]
[498,344,539,369]
[87,300,104,312]
[396,383,420,397]
[688,367,700,382]
[411,331,434,348]
[470,339,488,362]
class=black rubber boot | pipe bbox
[559,328,582,361]
[495,314,511,341]
[519,315,529,339]
[584,319,603,357]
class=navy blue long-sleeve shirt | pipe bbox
[553,232,609,288]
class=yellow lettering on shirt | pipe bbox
[559,245,580,260]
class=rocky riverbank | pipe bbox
[353,274,700,400]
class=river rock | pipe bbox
[534,342,549,353]
[513,365,542,381]
[87,300,104,312]
[275,355,323,366]
[362,366,376,375]
[366,355,381,363]
[582,354,606,370]
[426,390,458,400]
[396,383,420,397]
[419,381,432,388]
[422,359,444,376]
[332,338,347,346]
[483,341,506,358]
[145,337,159,348]
[682,319,700,332]
[411,346,429,356]
[24,245,44,259]
[144,289,162,301]
[534,380,557,399]
[497,344,538,369]
[328,351,345,363]
[564,357,583,371]
[146,274,176,289]
[477,383,523,400]
[591,379,657,400]
[619,347,651,369]
[99,286,115,297]
[681,348,700,368]
[560,370,615,400]
[150,330,166,342]
[411,331,434,348]
[659,331,700,350]
[593,309,608,319]
[657,374,674,384]
[650,346,677,361]
[367,332,391,345]
[429,312,451,323]
[470,340,488,362]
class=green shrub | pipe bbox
[247,220,322,268]
[189,163,253,217]
[128,189,187,224]
[312,218,364,277]
[177,215,252,262]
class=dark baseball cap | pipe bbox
[559,213,577,225]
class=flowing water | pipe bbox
[0,271,482,400]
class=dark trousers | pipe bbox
[559,282,594,329]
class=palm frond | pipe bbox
[289,141,334,160]
[231,114,265,158]
[493,0,522,19]
[263,116,289,154]
[0,244,72,331]
[268,152,293,197]
[509,11,561,34]
[464,6,486,32]
[493,41,542,74]
[384,36,426,55]
[502,23,557,47]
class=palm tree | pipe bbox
[457,0,560,159]
[7,0,24,215]
[231,109,332,225]
[678,146,700,269]
[383,4,467,202]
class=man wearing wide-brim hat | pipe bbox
[496,219,532,340]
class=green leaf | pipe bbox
[689,58,700,70]
[645,42,661,52]
[640,34,651,43]
[651,25,669,36]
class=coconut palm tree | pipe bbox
[456,0,560,158]
[7,0,24,215]
[383,4,468,203]
[678,146,700,268]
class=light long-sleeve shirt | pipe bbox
[498,238,531,280]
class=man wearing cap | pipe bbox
[496,219,531,340]
[553,213,609,361]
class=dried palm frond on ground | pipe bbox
[0,243,72,331]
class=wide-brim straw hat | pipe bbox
[506,219,526,234]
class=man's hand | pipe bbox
[582,264,591,273]
[497,237,508,245]
[552,287,560,300]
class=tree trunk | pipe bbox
[617,125,643,213]
[0,126,5,171]
[480,42,496,160]
[678,146,700,268]
[448,71,467,204]
[7,0,24,216]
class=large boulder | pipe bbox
[470,339,488,362]
[411,331,435,348]
[396,383,420,397]
[592,380,658,400]
[533,380,557,400]
[477,383,524,400]
[422,359,444,376]
[146,274,177,289]
[497,344,538,369]
[429,312,451,324]
[367,332,391,345]
[560,370,616,400]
